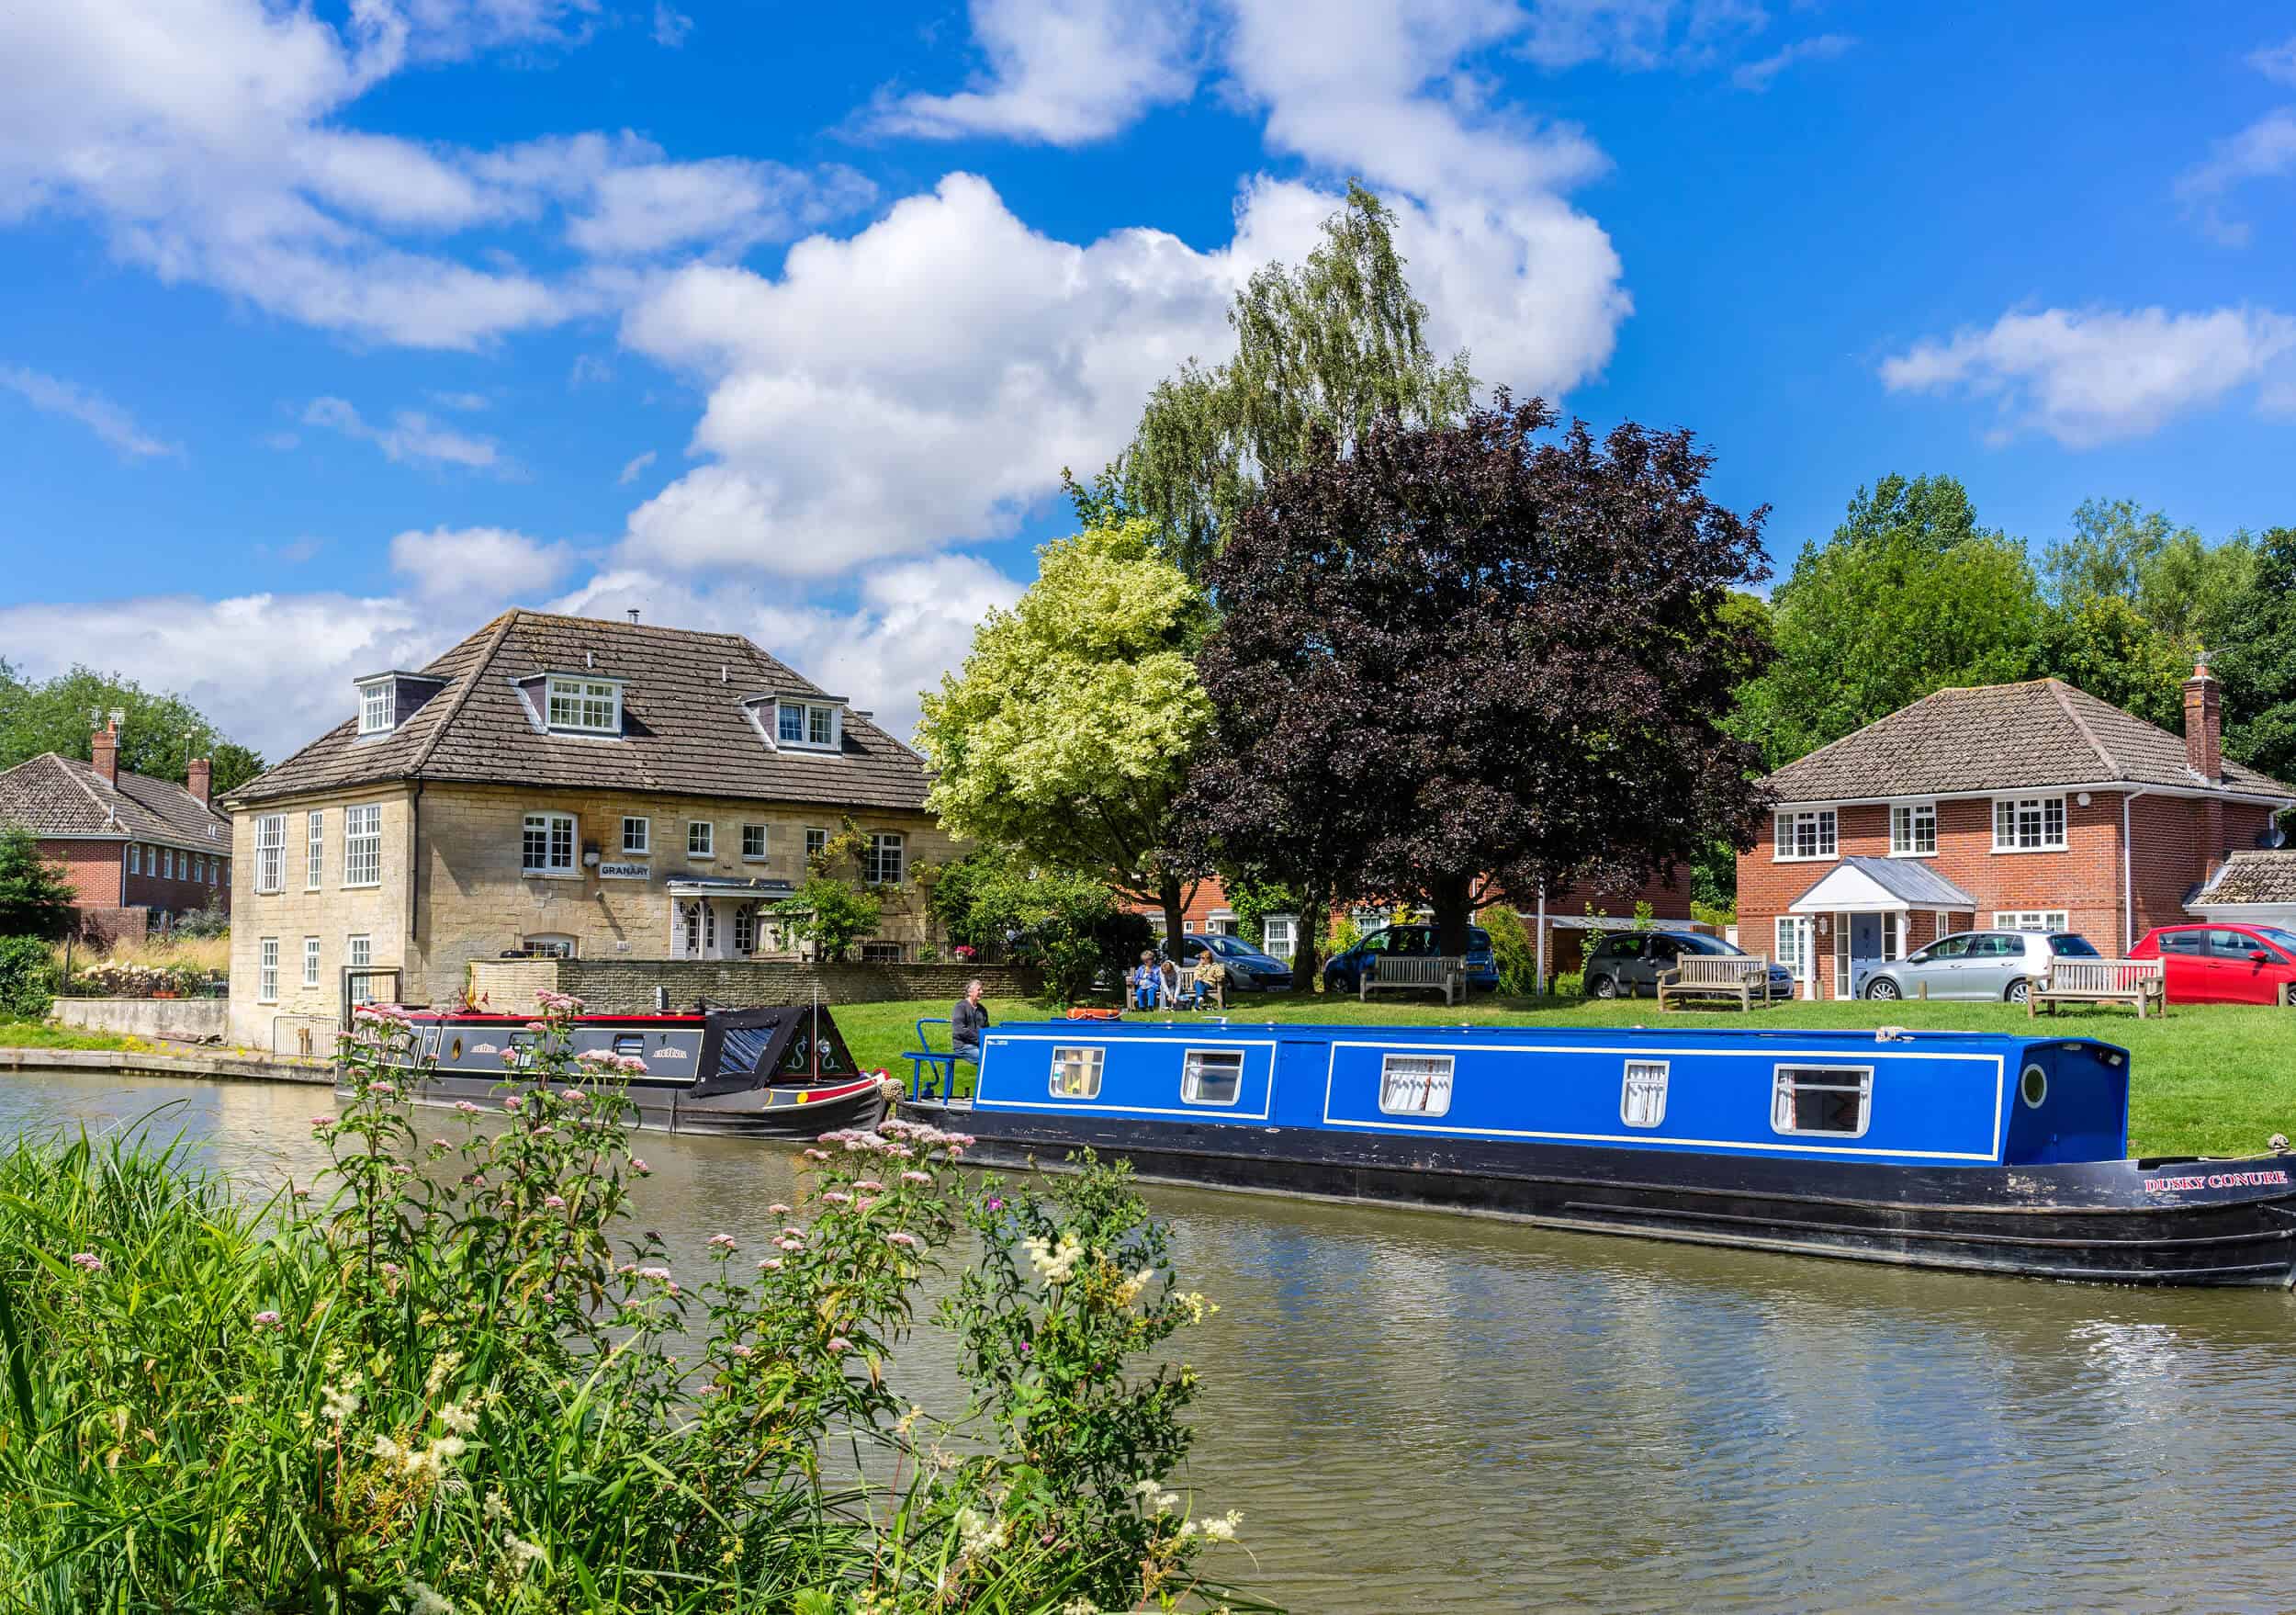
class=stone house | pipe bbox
[1736,663,2295,999]
[0,717,231,943]
[220,609,956,1050]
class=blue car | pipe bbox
[1322,924,1501,994]
[1175,932,1295,991]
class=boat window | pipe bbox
[613,1034,644,1058]
[1379,1053,1454,1116]
[418,1023,443,1060]
[448,1036,463,1062]
[1621,1060,1668,1127]
[1181,1049,1244,1106]
[1771,1065,1872,1137]
[2020,1063,2048,1109]
[508,1031,538,1069]
[1050,1045,1104,1099]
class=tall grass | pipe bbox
[0,998,1267,1613]
[51,933,231,976]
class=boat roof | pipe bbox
[999,1019,2127,1056]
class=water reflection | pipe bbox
[6,1073,2291,1613]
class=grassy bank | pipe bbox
[0,1019,150,1053]
[833,992,2296,1160]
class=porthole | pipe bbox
[449,1037,463,1062]
[2020,1063,2047,1110]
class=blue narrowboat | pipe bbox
[903,1020,2296,1287]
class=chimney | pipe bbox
[187,757,212,808]
[2182,657,2222,784]
[91,715,120,789]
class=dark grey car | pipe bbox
[1861,930,2100,1003]
[1583,932,1796,1000]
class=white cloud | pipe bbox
[1732,33,1854,93]
[1879,304,2296,447]
[2175,107,2296,246]
[618,450,658,485]
[0,2,867,348]
[429,390,491,412]
[548,554,1026,743]
[0,590,446,761]
[652,4,693,48]
[872,0,1202,143]
[1519,0,1770,72]
[0,363,181,458]
[2251,35,2296,85]
[388,525,575,604]
[304,396,510,471]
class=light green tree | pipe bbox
[1080,181,1475,578]
[2042,497,2257,645]
[0,664,266,792]
[916,520,1213,941]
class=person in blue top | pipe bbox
[1129,949,1161,1010]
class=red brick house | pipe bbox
[1737,664,2295,999]
[0,718,232,943]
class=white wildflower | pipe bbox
[320,1383,358,1423]
[404,1580,454,1615]
[437,1402,478,1435]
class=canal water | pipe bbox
[7,1071,2293,1613]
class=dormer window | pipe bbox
[546,676,622,736]
[775,701,839,751]
[358,679,395,735]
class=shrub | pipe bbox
[170,901,231,940]
[0,934,55,1017]
[773,875,884,962]
[0,996,1257,1611]
[1478,904,1539,996]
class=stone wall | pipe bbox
[469,958,1041,1015]
[54,995,229,1042]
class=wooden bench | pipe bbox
[1657,954,1777,1011]
[1362,954,1467,1007]
[1167,966,1223,1011]
[2029,958,2167,1019]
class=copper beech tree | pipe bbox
[1177,396,1775,969]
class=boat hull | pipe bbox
[356,1068,893,1138]
[906,1103,2296,1287]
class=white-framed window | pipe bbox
[679,900,716,955]
[687,820,715,858]
[257,937,278,1002]
[621,816,649,855]
[159,849,171,878]
[523,934,577,958]
[306,809,324,889]
[775,701,840,751]
[546,676,621,735]
[1889,801,1936,857]
[1621,1060,1669,1128]
[302,936,321,988]
[1181,1049,1244,1106]
[127,844,140,875]
[343,804,382,887]
[741,823,768,860]
[253,815,286,893]
[358,679,394,734]
[804,826,827,863]
[523,811,576,875]
[1049,1045,1105,1099]
[1775,915,1812,986]
[1773,808,1837,861]
[864,831,904,886]
[193,855,204,883]
[1994,910,2070,932]
[1993,795,2066,853]
[346,934,373,1004]
[1261,914,1298,961]
[733,905,756,955]
[1771,1065,1873,1137]
[1880,910,1902,959]
[213,859,224,887]
[861,940,903,963]
[1378,1052,1455,1116]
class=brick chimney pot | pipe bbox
[187,757,212,808]
[2182,659,2222,784]
[91,719,119,789]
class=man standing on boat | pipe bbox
[951,978,990,1067]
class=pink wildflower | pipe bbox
[544,1195,566,1210]
[855,1179,884,1192]
[708,1233,737,1251]
[629,1158,651,1175]
[252,1310,282,1330]
[454,1101,480,1114]
[901,1170,931,1185]
[776,1237,804,1252]
[730,1343,753,1358]
[826,1337,851,1355]
[379,1261,402,1277]
[70,1251,102,1273]
[757,1258,782,1272]
[824,1191,851,1205]
[886,1232,918,1248]
[767,1203,791,1215]
[368,1081,397,1098]
[803,1148,830,1161]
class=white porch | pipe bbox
[1784,856,1975,1000]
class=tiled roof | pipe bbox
[2194,851,2296,907]
[222,610,932,813]
[1838,854,1975,909]
[1766,679,2296,804]
[0,752,232,848]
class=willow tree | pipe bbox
[1088,181,1475,580]
[915,520,1212,943]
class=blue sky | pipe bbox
[3,1,2292,760]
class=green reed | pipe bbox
[0,995,1270,1614]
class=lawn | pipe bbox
[0,1019,152,1054]
[833,990,2296,1160]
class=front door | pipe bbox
[1845,913,1884,999]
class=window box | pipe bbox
[1773,808,1837,862]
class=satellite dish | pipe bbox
[2263,823,2289,850]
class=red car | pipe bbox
[2128,922,2296,1005]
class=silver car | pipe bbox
[1861,930,2101,1004]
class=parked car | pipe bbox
[2128,922,2296,1005]
[1860,930,2099,1004]
[1172,932,1295,991]
[1322,924,1501,994]
[1581,931,1797,1001]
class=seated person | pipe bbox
[1157,955,1186,1008]
[1130,950,1162,1010]
[950,978,989,1064]
[1192,947,1229,1010]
